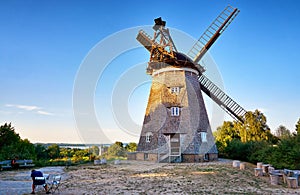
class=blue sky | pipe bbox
[1,0,300,144]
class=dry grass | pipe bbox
[61,160,299,194]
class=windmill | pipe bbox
[134,5,246,163]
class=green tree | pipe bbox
[59,147,71,158]
[115,141,123,148]
[0,123,37,161]
[47,144,60,159]
[89,146,100,156]
[214,121,240,147]
[16,139,36,159]
[35,144,48,159]
[296,118,300,135]
[0,123,21,150]
[73,149,89,158]
[125,142,137,152]
[236,110,274,143]
[275,125,291,139]
[107,142,126,157]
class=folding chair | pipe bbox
[34,176,48,192]
[48,175,62,194]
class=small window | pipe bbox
[171,107,180,116]
[171,87,180,94]
[145,132,152,143]
[201,132,207,142]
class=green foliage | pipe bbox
[115,141,124,148]
[296,118,300,135]
[0,123,36,161]
[125,142,137,152]
[14,139,36,159]
[214,121,239,147]
[35,144,48,159]
[89,146,100,156]
[274,125,291,140]
[106,141,126,158]
[222,139,253,161]
[238,110,274,142]
[0,123,96,167]
[47,144,60,159]
[0,123,21,150]
[214,110,276,148]
[214,111,300,170]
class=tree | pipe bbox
[14,139,36,159]
[236,110,274,143]
[115,141,123,148]
[89,146,100,156]
[107,142,126,157]
[47,144,60,159]
[0,123,21,149]
[35,144,48,159]
[296,118,300,135]
[0,123,36,161]
[275,125,291,139]
[125,142,137,152]
[214,121,240,147]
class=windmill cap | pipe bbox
[153,17,166,31]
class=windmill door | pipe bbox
[169,133,181,162]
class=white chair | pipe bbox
[47,175,62,194]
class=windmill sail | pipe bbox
[198,74,246,123]
[136,30,154,52]
[187,5,240,64]
[185,5,246,123]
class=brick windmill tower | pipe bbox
[134,6,246,163]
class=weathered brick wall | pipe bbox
[148,153,158,161]
[208,153,218,161]
[127,152,136,160]
[134,152,158,161]
[136,153,145,161]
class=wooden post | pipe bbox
[257,162,263,169]
[262,164,269,176]
[268,166,275,173]
[283,173,287,184]
[94,160,100,165]
[254,168,263,177]
[240,162,246,170]
[277,173,284,185]
[286,177,298,188]
[270,174,279,185]
[232,160,240,168]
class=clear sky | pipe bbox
[1,0,300,144]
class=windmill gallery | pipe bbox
[127,6,247,163]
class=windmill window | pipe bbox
[145,132,152,143]
[201,132,207,142]
[171,87,180,94]
[171,107,180,116]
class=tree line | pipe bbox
[0,123,137,166]
[214,110,300,169]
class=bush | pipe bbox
[217,136,300,170]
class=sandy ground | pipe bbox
[1,159,299,194]
[61,159,300,195]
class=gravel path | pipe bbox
[0,167,65,195]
